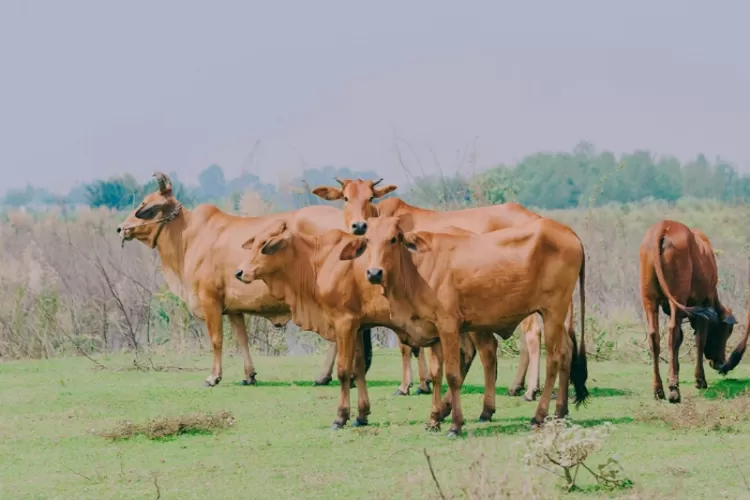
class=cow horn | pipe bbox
[372,178,383,187]
[153,172,172,194]
[334,177,345,186]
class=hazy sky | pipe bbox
[1,1,748,194]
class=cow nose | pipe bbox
[351,221,368,235]
[116,226,122,233]
[366,268,383,284]
[234,269,244,280]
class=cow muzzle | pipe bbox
[351,221,368,236]
[366,268,383,284]
[234,268,255,284]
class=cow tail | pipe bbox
[362,329,373,374]
[571,240,590,408]
[718,257,750,374]
[652,226,718,323]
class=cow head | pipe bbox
[235,220,292,284]
[704,304,737,369]
[312,178,397,236]
[339,216,430,288]
[117,172,181,248]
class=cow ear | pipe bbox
[403,232,430,253]
[340,237,367,260]
[373,184,397,198]
[312,186,344,201]
[261,233,290,255]
[241,237,255,250]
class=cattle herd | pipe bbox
[116,172,749,437]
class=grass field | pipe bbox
[3,349,750,499]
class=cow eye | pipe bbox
[369,197,374,202]
[343,197,348,202]
[390,237,397,244]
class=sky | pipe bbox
[1,0,749,194]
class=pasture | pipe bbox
[2,348,750,499]
[2,198,750,498]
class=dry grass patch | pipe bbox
[98,409,236,440]
[635,392,750,432]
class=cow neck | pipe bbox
[273,232,329,326]
[154,208,192,280]
[385,246,427,312]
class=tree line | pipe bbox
[4,142,749,211]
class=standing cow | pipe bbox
[340,216,589,434]
[116,172,375,387]
[639,220,747,403]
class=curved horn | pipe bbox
[372,178,383,187]
[334,177,345,186]
[153,172,172,194]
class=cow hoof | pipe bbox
[446,429,460,439]
[668,390,681,404]
[508,386,524,397]
[393,388,409,396]
[415,386,432,395]
[478,412,494,423]
[352,418,368,428]
[654,388,666,400]
[425,421,441,432]
[529,418,544,429]
[313,377,332,386]
[523,393,536,402]
[695,379,708,390]
[241,374,257,386]
[331,421,345,430]
[203,377,221,388]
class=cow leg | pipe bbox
[523,321,542,402]
[667,306,683,404]
[228,313,257,386]
[508,324,530,397]
[694,319,708,389]
[201,297,224,387]
[531,314,568,426]
[438,334,477,422]
[426,342,445,431]
[332,322,357,429]
[415,348,433,395]
[644,299,665,399]
[472,332,498,422]
[314,342,337,386]
[440,329,465,437]
[352,330,371,426]
[394,343,413,396]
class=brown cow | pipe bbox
[312,178,573,401]
[639,220,745,403]
[341,216,589,433]
[116,172,375,387]
[234,219,501,432]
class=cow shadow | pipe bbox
[702,378,750,400]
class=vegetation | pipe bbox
[3,351,750,499]
[2,142,750,498]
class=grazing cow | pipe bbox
[313,177,575,401]
[639,220,745,403]
[116,172,374,387]
[342,216,589,433]
[234,219,501,433]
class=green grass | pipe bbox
[2,349,750,499]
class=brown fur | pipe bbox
[343,216,589,433]
[117,172,356,387]
[312,178,577,402]
[639,220,742,403]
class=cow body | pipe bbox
[347,216,589,433]
[117,172,374,387]
[639,220,744,403]
[313,179,575,401]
